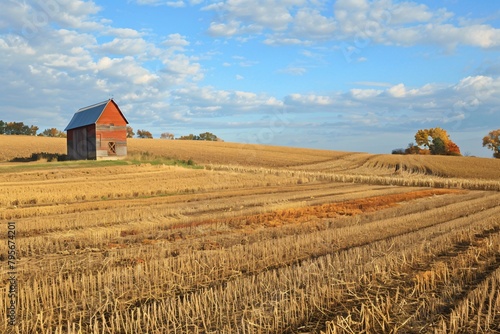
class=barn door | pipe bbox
[108,142,116,155]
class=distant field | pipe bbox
[0,135,66,161]
[2,135,500,181]
[0,135,500,333]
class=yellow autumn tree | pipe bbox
[415,127,449,148]
[414,127,461,156]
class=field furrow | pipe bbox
[1,141,500,333]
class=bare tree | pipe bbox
[160,132,174,140]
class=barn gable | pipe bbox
[65,100,128,131]
[65,99,129,160]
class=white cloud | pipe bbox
[350,88,382,99]
[94,56,160,85]
[292,8,336,39]
[205,0,308,37]
[288,93,335,106]
[455,75,493,91]
[163,33,190,47]
[99,38,151,56]
[387,83,406,97]
[161,54,203,82]
[193,106,221,112]
[202,0,500,50]
[208,20,244,37]
[263,37,312,46]
[0,34,36,55]
[104,28,143,38]
[235,91,256,99]
[36,0,103,30]
[0,0,207,130]
[389,2,434,25]
[167,1,185,8]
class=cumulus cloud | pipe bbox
[162,33,190,47]
[205,0,303,36]
[0,0,205,129]
[104,28,143,38]
[199,0,500,50]
[261,76,500,147]
[99,38,152,56]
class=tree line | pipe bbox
[393,127,500,158]
[127,126,221,141]
[0,120,66,137]
[0,121,221,142]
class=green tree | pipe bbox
[199,132,218,141]
[178,134,198,140]
[5,121,31,135]
[391,148,405,155]
[430,137,446,155]
[178,132,220,141]
[0,120,5,134]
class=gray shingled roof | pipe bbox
[65,99,127,131]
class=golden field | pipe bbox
[2,134,500,180]
[0,135,500,333]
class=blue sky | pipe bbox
[1,0,500,157]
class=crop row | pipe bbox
[1,190,498,332]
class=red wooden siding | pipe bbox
[95,101,128,158]
[97,102,128,127]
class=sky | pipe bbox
[1,0,500,157]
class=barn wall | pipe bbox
[86,126,97,159]
[96,125,127,158]
[67,125,96,160]
[95,102,128,159]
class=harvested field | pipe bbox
[2,135,500,180]
[0,136,500,333]
[0,135,66,162]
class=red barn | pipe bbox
[65,99,129,160]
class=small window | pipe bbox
[108,142,116,154]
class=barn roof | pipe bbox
[64,99,128,131]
